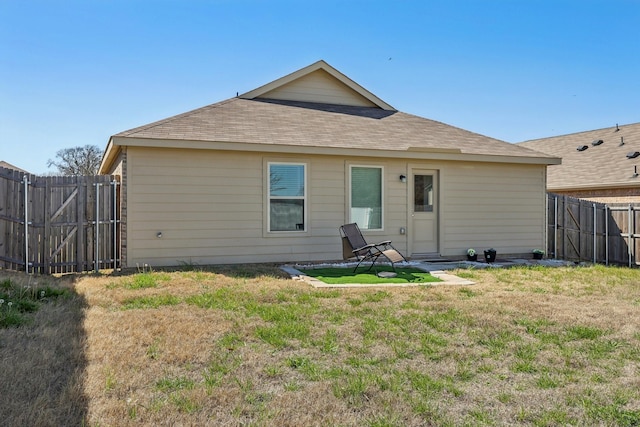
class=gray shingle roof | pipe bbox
[114,97,555,161]
[518,122,640,190]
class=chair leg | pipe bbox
[354,254,380,274]
[365,254,382,274]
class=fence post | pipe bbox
[628,204,633,268]
[593,203,597,264]
[605,205,609,266]
[554,196,558,260]
[112,180,118,270]
[95,182,101,273]
[23,175,30,273]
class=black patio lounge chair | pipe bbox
[339,223,407,272]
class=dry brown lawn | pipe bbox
[1,264,639,426]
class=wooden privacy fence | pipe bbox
[0,167,120,274]
[548,193,640,266]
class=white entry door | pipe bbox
[411,170,438,255]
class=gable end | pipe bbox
[240,60,395,110]
[256,69,378,108]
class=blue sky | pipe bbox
[1,0,639,174]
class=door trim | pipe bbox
[408,168,440,256]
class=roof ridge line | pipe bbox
[519,121,640,143]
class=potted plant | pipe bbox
[484,248,497,263]
[466,248,477,261]
[532,249,545,260]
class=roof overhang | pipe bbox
[548,181,640,192]
[99,137,119,175]
[104,136,561,166]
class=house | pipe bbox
[99,60,560,267]
[0,161,29,174]
[518,122,640,203]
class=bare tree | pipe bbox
[47,145,103,176]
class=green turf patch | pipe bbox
[299,266,441,284]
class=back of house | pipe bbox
[100,60,559,267]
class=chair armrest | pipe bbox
[375,240,392,246]
[353,243,376,253]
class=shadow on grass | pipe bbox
[0,271,88,425]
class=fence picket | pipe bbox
[548,193,640,266]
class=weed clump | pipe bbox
[0,278,69,328]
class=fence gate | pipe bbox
[0,167,120,274]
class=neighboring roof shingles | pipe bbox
[518,122,640,190]
[114,97,555,160]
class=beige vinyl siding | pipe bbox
[125,148,410,266]
[438,162,546,256]
[127,147,260,266]
[123,147,545,266]
[258,69,378,107]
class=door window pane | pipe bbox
[351,166,382,229]
[414,175,433,212]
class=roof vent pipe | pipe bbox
[626,151,640,159]
[592,139,604,146]
[635,165,638,177]
[577,145,588,151]
[616,123,620,132]
[620,136,625,146]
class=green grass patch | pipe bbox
[119,272,172,290]
[155,375,195,392]
[184,288,248,311]
[566,325,606,340]
[300,266,441,285]
[255,321,310,348]
[125,272,160,289]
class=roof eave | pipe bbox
[112,136,561,165]
[549,181,640,192]
[98,137,120,175]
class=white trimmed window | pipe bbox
[350,165,383,230]
[268,162,306,232]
